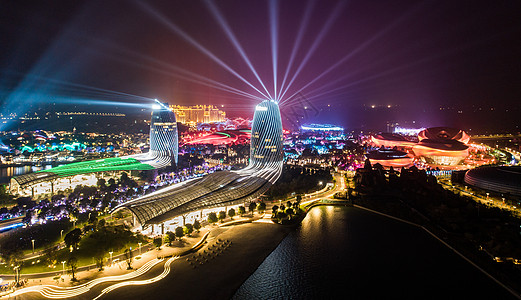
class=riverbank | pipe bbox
[101,221,292,300]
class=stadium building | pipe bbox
[113,99,284,230]
[412,127,470,166]
[464,166,521,197]
[10,101,178,197]
[366,148,414,168]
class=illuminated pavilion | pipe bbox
[10,101,178,196]
[113,99,284,228]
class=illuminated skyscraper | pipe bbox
[115,99,284,226]
[145,101,178,166]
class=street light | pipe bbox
[109,251,113,266]
[31,239,35,254]
[61,261,66,276]
[138,242,142,257]
[61,229,64,240]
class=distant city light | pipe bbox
[393,126,426,136]
[301,124,344,131]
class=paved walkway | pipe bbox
[0,216,261,298]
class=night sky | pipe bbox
[1,0,520,131]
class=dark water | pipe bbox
[0,165,54,184]
[233,206,517,300]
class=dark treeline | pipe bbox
[265,165,332,200]
[354,160,521,294]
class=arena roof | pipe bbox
[415,139,469,151]
[464,166,521,196]
[366,148,410,160]
[12,157,155,187]
[418,127,470,144]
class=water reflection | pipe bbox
[233,206,516,300]
[0,164,55,184]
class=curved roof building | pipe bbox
[464,166,521,196]
[412,127,470,166]
[11,101,178,193]
[412,139,469,166]
[418,127,470,144]
[371,133,416,148]
[366,148,414,168]
[114,100,284,226]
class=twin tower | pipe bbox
[116,99,284,226]
[152,99,283,177]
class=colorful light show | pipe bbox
[10,101,177,195]
[183,129,250,145]
[114,99,283,226]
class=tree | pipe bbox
[248,202,256,215]
[193,220,201,232]
[153,237,163,249]
[257,202,266,213]
[97,178,106,190]
[120,172,130,186]
[207,212,218,224]
[175,226,184,240]
[228,208,236,219]
[218,211,226,222]
[276,211,287,221]
[296,194,302,201]
[94,253,105,271]
[124,248,133,269]
[108,178,116,186]
[272,205,279,214]
[44,245,59,268]
[88,211,98,224]
[238,206,246,216]
[67,256,78,281]
[183,223,194,236]
[164,233,172,246]
[4,249,23,285]
[98,218,106,230]
[164,231,175,246]
[64,228,82,251]
[22,211,32,225]
[285,208,294,217]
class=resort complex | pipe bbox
[9,101,178,196]
[113,99,284,227]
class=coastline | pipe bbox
[102,221,293,300]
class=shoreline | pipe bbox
[101,221,293,300]
[353,204,521,299]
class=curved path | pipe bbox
[2,231,212,299]
[5,256,178,299]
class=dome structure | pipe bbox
[418,127,470,144]
[464,166,521,196]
